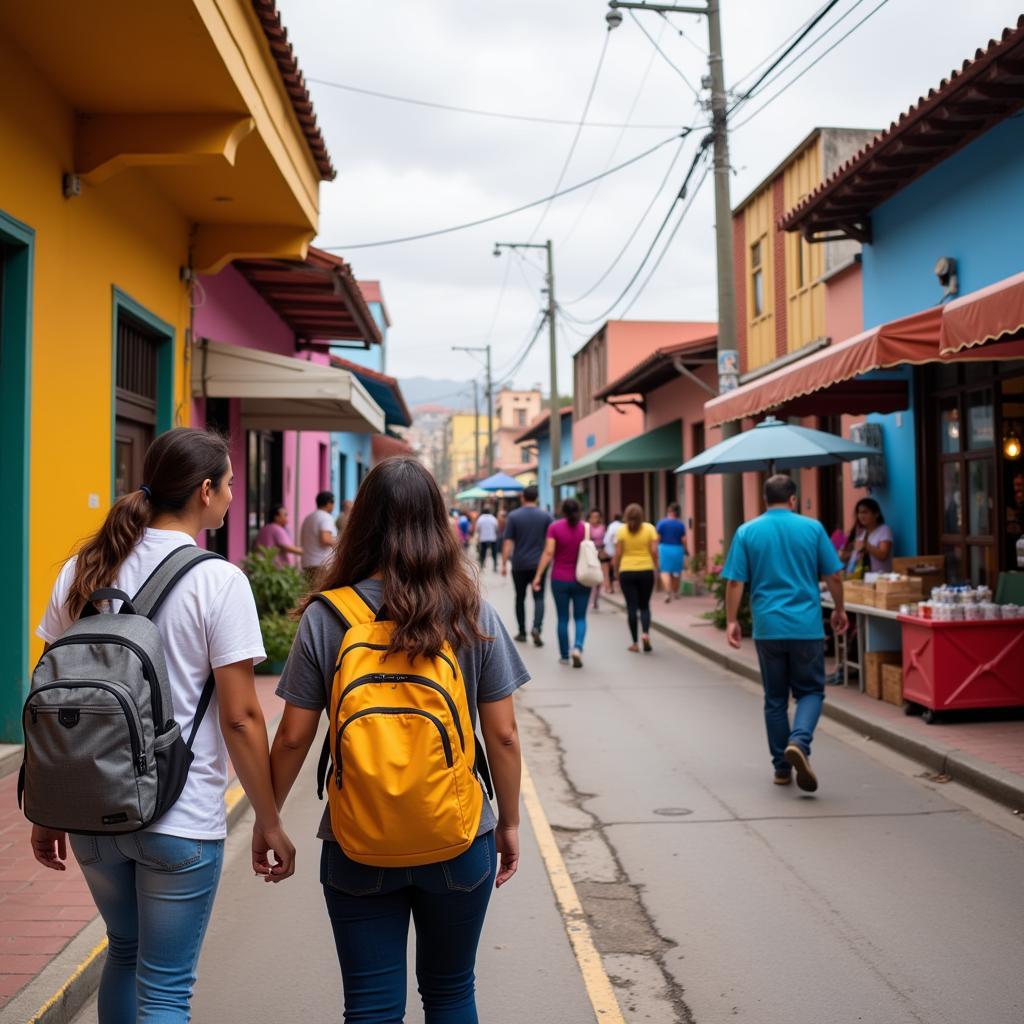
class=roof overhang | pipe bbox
[940,269,1024,354]
[552,421,682,486]
[596,335,718,399]
[234,248,382,346]
[513,406,574,445]
[781,17,1024,242]
[192,338,385,433]
[330,356,412,427]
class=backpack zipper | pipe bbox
[27,680,146,775]
[336,674,465,752]
[334,706,453,789]
[46,634,165,732]
[336,642,459,683]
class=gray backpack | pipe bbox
[18,546,223,834]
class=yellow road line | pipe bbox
[28,939,107,1023]
[520,757,627,1024]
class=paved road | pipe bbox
[73,573,1024,1023]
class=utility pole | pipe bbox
[607,0,743,547]
[452,345,494,476]
[494,240,560,510]
[472,379,480,477]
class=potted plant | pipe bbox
[241,547,305,674]
[702,551,752,635]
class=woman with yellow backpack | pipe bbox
[268,457,529,1023]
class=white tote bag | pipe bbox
[575,522,604,588]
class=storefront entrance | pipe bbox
[247,430,283,550]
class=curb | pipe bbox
[603,595,1024,813]
[5,718,280,1024]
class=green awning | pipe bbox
[552,420,682,486]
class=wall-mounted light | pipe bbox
[1004,426,1022,460]
[62,173,81,199]
[934,256,958,299]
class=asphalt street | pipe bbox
[73,571,1024,1023]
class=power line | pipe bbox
[730,0,894,132]
[629,11,702,99]
[494,313,549,385]
[318,130,687,250]
[527,31,612,241]
[305,76,681,129]
[657,11,708,57]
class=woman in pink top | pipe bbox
[587,509,606,611]
[532,499,591,667]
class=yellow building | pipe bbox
[0,1,334,739]
[444,412,498,497]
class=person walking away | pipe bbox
[603,512,622,594]
[254,502,303,567]
[533,498,590,667]
[722,474,848,792]
[656,502,687,602]
[301,490,338,584]
[30,428,294,1022]
[496,509,507,550]
[268,457,529,1023]
[335,498,354,536]
[458,509,471,549]
[587,509,606,610]
[614,504,659,653]
[839,498,893,575]
[475,506,500,571]
[501,484,553,645]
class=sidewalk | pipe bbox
[599,588,1024,811]
[0,677,284,1024]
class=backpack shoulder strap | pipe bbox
[131,545,225,620]
[315,586,377,628]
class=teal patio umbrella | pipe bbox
[676,416,880,475]
[455,486,491,500]
[476,471,525,492]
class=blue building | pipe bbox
[776,23,1024,584]
[514,406,573,512]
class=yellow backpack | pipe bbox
[314,586,490,867]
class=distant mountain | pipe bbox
[398,377,476,411]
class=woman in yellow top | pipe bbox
[614,503,659,652]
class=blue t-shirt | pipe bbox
[721,509,842,640]
[502,505,554,571]
[656,517,686,546]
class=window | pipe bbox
[515,408,527,427]
[751,239,764,317]
[520,446,532,464]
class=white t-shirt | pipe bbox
[37,528,265,840]
[475,513,498,543]
[300,509,337,568]
[604,520,623,558]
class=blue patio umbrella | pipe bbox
[476,471,525,492]
[675,416,880,475]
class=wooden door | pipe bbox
[114,419,152,496]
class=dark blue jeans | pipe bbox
[550,579,590,659]
[321,831,497,1024]
[754,639,826,773]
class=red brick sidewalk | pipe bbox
[0,677,284,1014]
[599,588,1024,796]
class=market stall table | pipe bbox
[822,595,903,692]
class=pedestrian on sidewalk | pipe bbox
[30,428,295,1022]
[474,505,500,571]
[300,490,337,584]
[501,484,552,645]
[254,502,304,567]
[839,497,894,575]
[722,474,849,793]
[656,502,687,603]
[614,503,659,653]
[587,508,606,610]
[533,498,591,667]
[603,511,623,594]
[269,457,529,1023]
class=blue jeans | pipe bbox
[321,831,497,1024]
[69,832,224,1024]
[550,579,590,659]
[754,639,826,773]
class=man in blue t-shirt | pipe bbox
[722,475,848,792]
[655,502,687,602]
[501,485,553,645]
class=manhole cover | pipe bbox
[653,807,693,816]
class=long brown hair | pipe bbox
[624,502,644,534]
[301,457,488,661]
[561,498,582,527]
[67,428,230,618]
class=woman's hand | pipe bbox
[31,825,67,871]
[252,820,296,882]
[495,823,520,888]
[531,577,542,592]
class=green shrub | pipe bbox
[241,546,305,618]
[259,612,299,663]
[703,552,753,635]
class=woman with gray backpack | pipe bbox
[25,428,294,1022]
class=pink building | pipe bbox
[192,248,384,564]
[492,387,543,475]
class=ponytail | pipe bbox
[67,428,230,618]
[561,498,581,528]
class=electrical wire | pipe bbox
[482,253,515,350]
[527,31,612,242]
[304,76,681,129]
[729,0,894,132]
[318,130,686,250]
[656,11,707,57]
[494,313,549,385]
[629,11,702,99]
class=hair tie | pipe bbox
[139,485,152,500]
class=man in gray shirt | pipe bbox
[501,485,553,646]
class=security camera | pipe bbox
[934,256,958,298]
[606,8,623,29]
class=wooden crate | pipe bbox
[869,587,924,610]
[843,580,874,606]
[876,577,925,596]
[893,554,945,587]
[865,651,902,699]
[881,663,903,706]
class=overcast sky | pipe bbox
[278,0,1023,400]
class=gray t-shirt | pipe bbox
[275,579,530,841]
[503,505,554,571]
